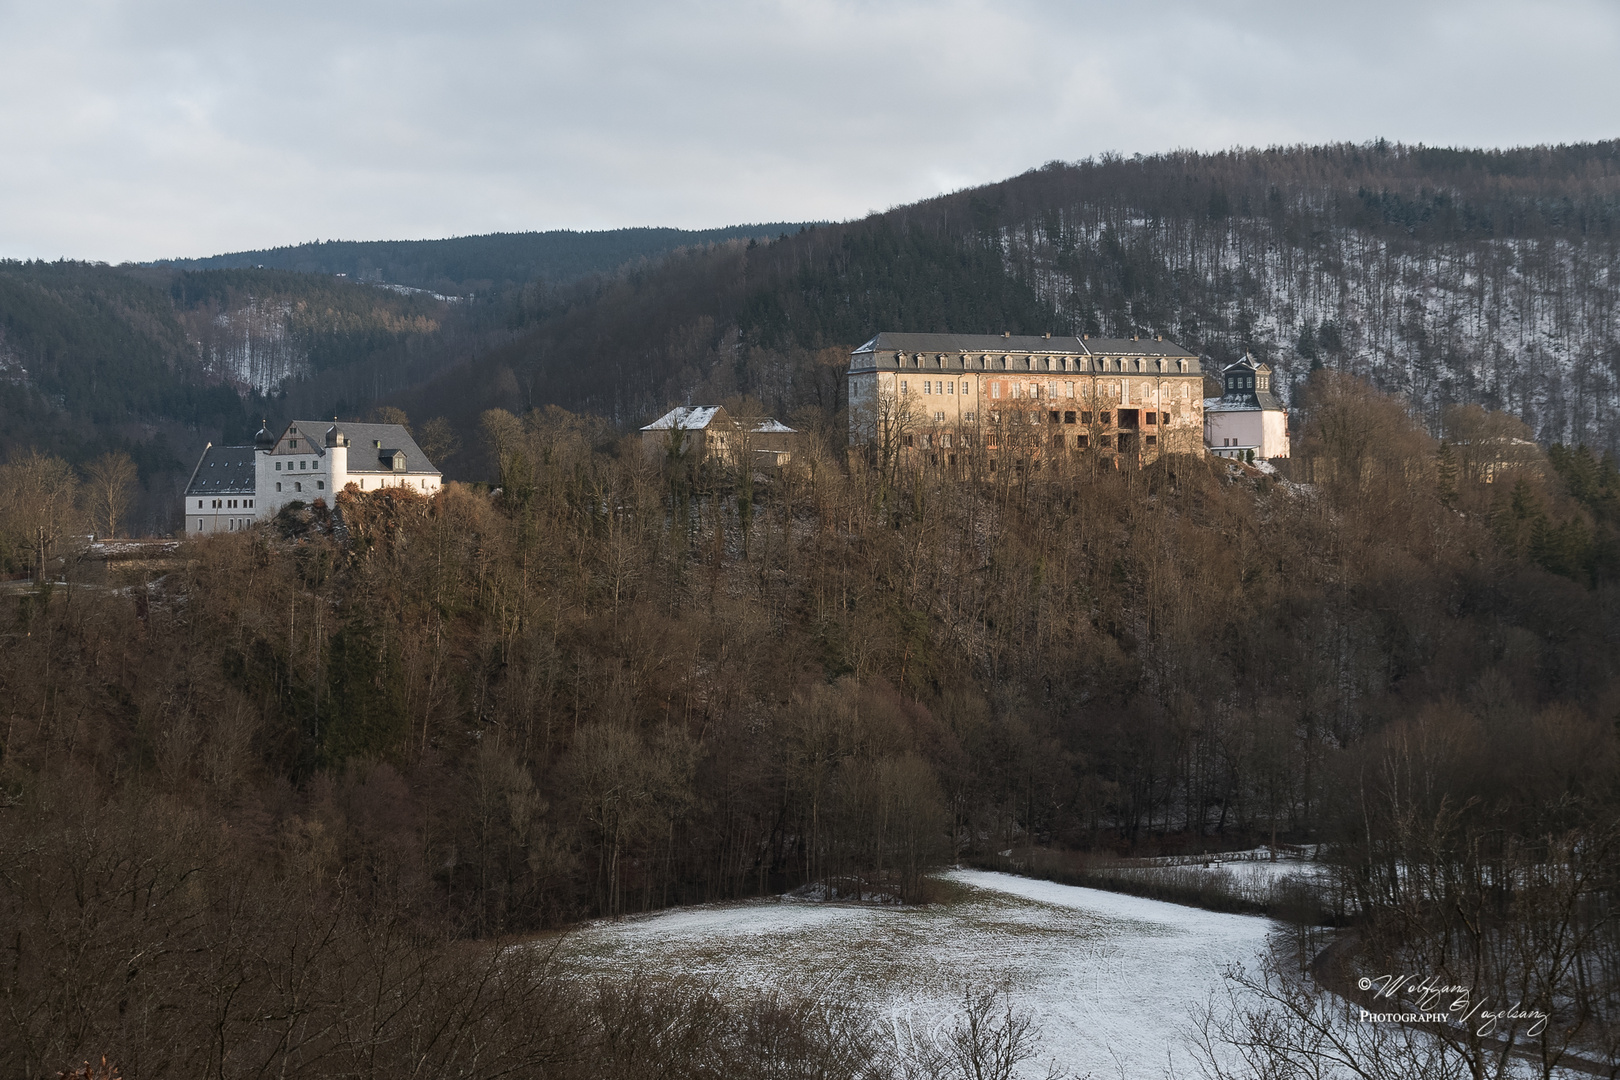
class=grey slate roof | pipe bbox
[858,333,1091,355]
[289,420,442,475]
[184,445,257,496]
[1208,355,1286,411]
[854,332,1198,358]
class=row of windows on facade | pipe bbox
[915,409,1171,427]
[896,353,1191,374]
[196,518,252,531]
[197,499,255,510]
[904,432,1160,450]
[900,379,1194,401]
[276,459,318,471]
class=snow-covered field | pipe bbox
[554,868,1275,1079]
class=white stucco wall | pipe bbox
[1204,407,1290,458]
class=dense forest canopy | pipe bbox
[153,223,817,295]
[3,370,1619,1074]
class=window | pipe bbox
[1101,435,1112,448]
[1081,411,1093,424]
[1178,360,1187,372]
[317,481,325,490]
[197,520,202,530]
[1065,381,1074,398]
[961,381,970,395]
[934,411,945,423]
[276,482,282,492]
[992,383,1001,399]
[921,433,932,449]
[1047,380,1057,398]
[1049,411,1060,424]
[1145,412,1156,425]
[1064,411,1076,424]
[275,462,282,471]
[941,433,952,448]
[197,500,203,509]
[924,381,932,394]
[290,439,298,449]
[1101,412,1112,425]
[901,380,909,394]
[964,412,975,422]
[946,381,954,394]
[1145,435,1157,446]
[300,460,306,469]
[1077,434,1089,448]
[295,482,302,492]
[902,434,914,448]
[1161,412,1169,425]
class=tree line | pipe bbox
[3,369,1619,1072]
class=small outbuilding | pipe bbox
[640,407,796,466]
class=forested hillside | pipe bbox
[3,374,1618,1074]
[0,262,478,529]
[156,224,814,294]
[403,140,1620,467]
[6,141,1620,531]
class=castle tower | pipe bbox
[325,418,349,494]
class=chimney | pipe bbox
[1157,334,1162,341]
[1044,332,1051,339]
[1003,331,1011,338]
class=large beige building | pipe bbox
[848,332,1204,471]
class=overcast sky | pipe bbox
[2,0,1616,263]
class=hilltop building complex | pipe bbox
[847,332,1205,469]
[183,419,442,534]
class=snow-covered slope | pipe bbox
[555,869,1274,1078]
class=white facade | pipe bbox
[183,419,443,535]
[1203,355,1290,460]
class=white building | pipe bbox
[1203,355,1290,460]
[182,419,442,535]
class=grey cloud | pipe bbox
[1,0,1615,261]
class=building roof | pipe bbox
[1206,354,1287,412]
[853,332,1198,358]
[287,420,441,475]
[184,444,257,496]
[746,418,794,433]
[1205,397,1283,413]
[642,406,727,431]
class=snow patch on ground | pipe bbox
[553,868,1275,1079]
